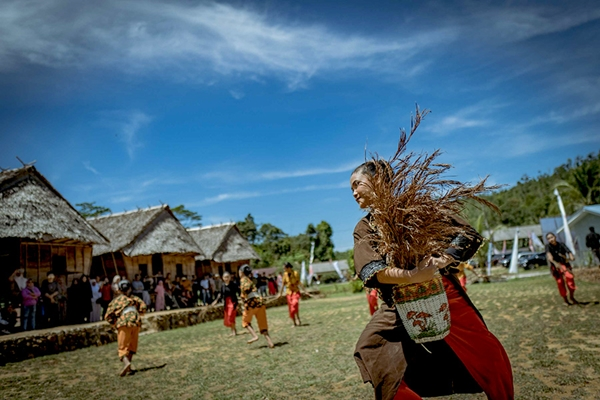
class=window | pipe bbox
[139,264,148,277]
[176,264,183,277]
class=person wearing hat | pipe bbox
[238,265,274,348]
[104,279,148,376]
[278,262,305,327]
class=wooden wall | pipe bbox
[195,259,249,277]
[15,240,92,286]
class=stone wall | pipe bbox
[0,293,310,365]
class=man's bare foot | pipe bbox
[120,358,131,377]
[265,336,275,348]
[247,336,259,344]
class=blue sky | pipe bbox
[1,0,599,251]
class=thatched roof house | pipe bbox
[0,166,108,288]
[187,223,259,276]
[88,205,203,279]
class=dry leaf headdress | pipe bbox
[361,105,499,270]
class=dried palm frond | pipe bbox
[366,105,500,270]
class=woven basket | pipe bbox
[392,273,450,343]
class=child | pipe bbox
[105,280,147,376]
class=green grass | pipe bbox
[1,274,600,399]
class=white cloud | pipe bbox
[461,4,600,44]
[0,0,454,88]
[258,162,359,180]
[82,161,99,175]
[229,90,245,100]
[119,111,152,159]
[199,161,361,184]
[423,102,506,135]
[195,181,348,206]
[488,130,600,158]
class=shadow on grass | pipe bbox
[254,341,289,349]
[576,300,600,306]
[129,363,167,375]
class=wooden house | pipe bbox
[88,205,203,279]
[0,166,109,289]
[187,223,259,277]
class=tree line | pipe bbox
[75,203,337,270]
[463,151,600,228]
[236,214,336,269]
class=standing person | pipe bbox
[100,277,113,319]
[90,279,102,322]
[213,274,223,301]
[21,279,41,331]
[257,273,268,297]
[56,276,68,325]
[67,278,82,324]
[80,275,93,323]
[200,274,212,305]
[239,265,274,348]
[41,273,60,327]
[267,275,277,296]
[212,272,240,336]
[154,280,166,311]
[141,275,152,307]
[132,275,144,300]
[278,262,305,327]
[104,280,147,377]
[546,232,578,305]
[350,161,513,400]
[111,275,121,297]
[8,269,27,308]
[586,227,600,267]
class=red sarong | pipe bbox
[367,289,379,315]
[442,277,514,400]
[553,264,576,298]
[287,292,301,319]
[224,297,237,328]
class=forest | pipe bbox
[463,151,600,228]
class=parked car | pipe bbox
[492,253,510,266]
[499,253,513,268]
[518,252,547,270]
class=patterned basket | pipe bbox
[392,273,450,343]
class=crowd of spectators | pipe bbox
[1,268,283,334]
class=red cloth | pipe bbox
[268,280,277,295]
[286,292,301,319]
[367,289,379,315]
[553,265,576,298]
[459,275,467,292]
[442,277,514,400]
[223,297,237,328]
[393,381,422,400]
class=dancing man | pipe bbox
[239,265,274,348]
[278,262,305,327]
[105,280,147,376]
[545,232,578,305]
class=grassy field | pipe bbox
[1,272,600,400]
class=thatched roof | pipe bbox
[89,205,203,257]
[187,223,259,262]
[0,166,108,245]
